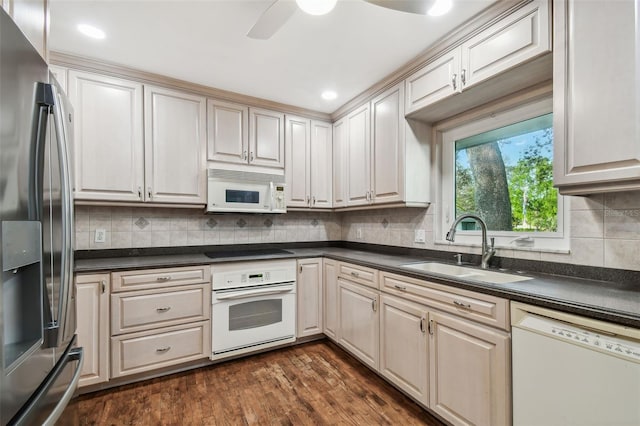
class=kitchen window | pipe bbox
[439,97,568,251]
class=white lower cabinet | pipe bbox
[322,258,339,339]
[379,294,428,405]
[296,258,323,338]
[110,265,211,379]
[429,311,511,426]
[337,278,379,370]
[75,273,110,387]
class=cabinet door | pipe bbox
[249,107,285,168]
[144,85,206,204]
[285,115,310,208]
[11,0,47,60]
[68,71,144,202]
[554,0,640,193]
[332,117,348,208]
[297,258,323,338]
[207,99,248,164]
[346,104,371,206]
[371,84,404,205]
[338,278,379,369]
[429,311,511,426]
[405,49,460,115]
[461,0,550,90]
[49,65,67,94]
[310,120,333,208]
[75,273,110,387]
[323,258,339,340]
[379,295,428,405]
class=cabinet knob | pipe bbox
[156,306,171,313]
[250,151,255,162]
[452,73,457,90]
[137,186,142,200]
[243,150,248,160]
[156,346,171,353]
[453,300,471,309]
[156,276,172,282]
[147,187,152,200]
[350,271,360,278]
[461,69,467,86]
[420,317,426,333]
[371,299,377,312]
[394,284,406,291]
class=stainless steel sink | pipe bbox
[400,262,533,284]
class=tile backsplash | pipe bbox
[75,190,640,271]
[74,206,341,250]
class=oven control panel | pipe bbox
[212,259,296,290]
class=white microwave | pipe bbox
[206,169,286,213]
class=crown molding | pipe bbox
[50,51,332,122]
[330,0,533,121]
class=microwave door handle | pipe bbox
[216,287,294,300]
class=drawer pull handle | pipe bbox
[156,346,171,353]
[156,276,172,282]
[156,306,171,313]
[394,284,406,291]
[350,271,360,277]
[453,300,471,309]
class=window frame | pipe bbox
[436,96,569,252]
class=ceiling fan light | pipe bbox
[296,0,338,16]
[428,0,453,17]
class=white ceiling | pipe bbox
[49,0,497,114]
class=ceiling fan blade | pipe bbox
[363,0,437,15]
[247,0,298,40]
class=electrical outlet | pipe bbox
[94,229,106,243]
[356,228,363,240]
[414,229,426,243]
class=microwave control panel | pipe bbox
[273,184,285,211]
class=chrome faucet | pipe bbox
[446,214,495,269]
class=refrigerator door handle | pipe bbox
[30,83,55,221]
[45,82,75,348]
[42,347,83,426]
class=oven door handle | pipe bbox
[215,287,294,300]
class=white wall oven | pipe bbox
[211,259,296,360]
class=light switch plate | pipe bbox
[356,228,363,240]
[414,229,426,243]
[94,229,106,243]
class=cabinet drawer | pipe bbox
[338,262,378,289]
[111,265,210,292]
[111,284,210,335]
[111,321,210,378]
[380,272,509,330]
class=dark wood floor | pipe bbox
[59,340,445,426]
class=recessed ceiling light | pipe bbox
[428,0,453,17]
[296,0,338,16]
[321,90,337,101]
[77,24,106,39]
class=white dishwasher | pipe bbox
[511,302,640,426]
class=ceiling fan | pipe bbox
[247,0,440,40]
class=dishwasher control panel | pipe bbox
[518,314,640,362]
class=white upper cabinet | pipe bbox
[405,50,461,113]
[249,107,285,168]
[346,104,371,207]
[285,116,332,209]
[285,115,310,207]
[49,65,67,93]
[460,0,550,90]
[207,101,284,170]
[405,0,551,117]
[69,70,145,202]
[69,70,206,205]
[207,99,248,165]
[332,118,348,208]
[553,0,640,194]
[9,0,48,61]
[338,83,430,210]
[371,84,405,204]
[144,85,207,204]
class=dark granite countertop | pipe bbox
[74,243,640,328]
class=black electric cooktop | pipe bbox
[204,248,294,259]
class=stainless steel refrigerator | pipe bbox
[1,9,83,425]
